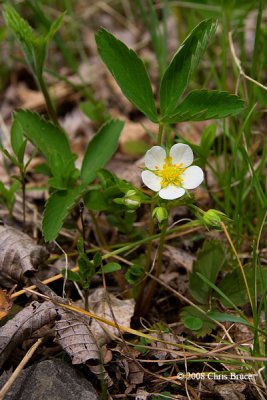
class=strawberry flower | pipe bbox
[141,144,204,200]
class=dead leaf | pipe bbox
[55,305,112,386]
[0,289,12,320]
[0,224,49,288]
[150,332,179,366]
[163,245,194,272]
[0,300,57,368]
[87,288,135,344]
[55,307,99,365]
[215,383,246,400]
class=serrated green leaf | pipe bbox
[3,4,47,77]
[14,110,74,168]
[160,19,217,117]
[81,119,124,184]
[189,239,225,304]
[96,28,157,122]
[42,186,85,242]
[162,90,245,123]
[181,306,215,337]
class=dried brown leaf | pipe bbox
[0,225,49,288]
[88,288,135,344]
[0,300,56,368]
[150,332,179,366]
[0,289,12,320]
[55,307,99,365]
[55,304,113,386]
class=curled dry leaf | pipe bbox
[0,300,57,368]
[55,305,112,385]
[88,288,135,344]
[0,225,49,288]
[55,307,99,365]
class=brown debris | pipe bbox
[0,225,49,288]
[0,300,56,368]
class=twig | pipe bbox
[229,31,267,92]
[0,338,43,400]
[220,221,253,310]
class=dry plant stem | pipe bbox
[80,202,89,311]
[135,221,168,318]
[0,338,43,400]
[229,31,267,92]
[220,221,253,310]
[11,225,201,300]
[21,172,26,231]
[24,289,267,363]
[89,210,129,297]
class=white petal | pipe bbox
[141,170,161,192]
[181,166,204,189]
[170,144,193,167]
[144,146,166,170]
[159,185,185,200]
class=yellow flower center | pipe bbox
[155,157,185,188]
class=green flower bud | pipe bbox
[114,190,141,209]
[203,209,226,228]
[152,207,168,223]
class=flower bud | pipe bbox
[202,209,226,228]
[114,190,141,209]
[152,207,168,223]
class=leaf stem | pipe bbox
[38,75,59,126]
[157,123,164,145]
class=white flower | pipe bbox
[141,144,204,200]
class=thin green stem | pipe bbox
[157,123,164,145]
[38,75,59,126]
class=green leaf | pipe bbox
[125,264,145,285]
[200,124,216,152]
[162,90,245,123]
[96,28,157,122]
[100,262,121,274]
[181,306,215,337]
[84,190,108,212]
[14,110,75,168]
[93,252,102,268]
[189,239,225,304]
[3,4,47,77]
[206,311,249,325]
[46,12,65,41]
[10,117,24,157]
[81,119,124,184]
[217,267,267,307]
[160,19,217,117]
[183,315,203,331]
[80,100,108,123]
[64,270,81,283]
[42,186,85,242]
